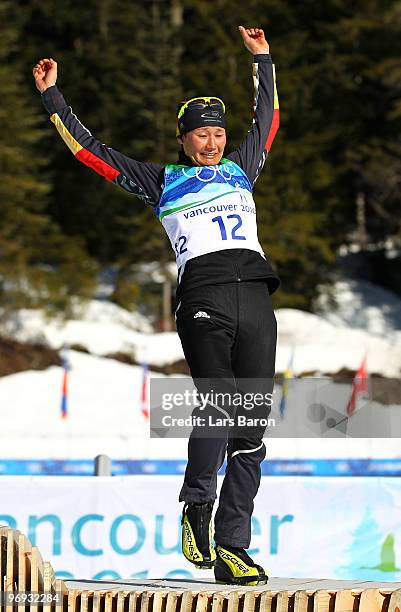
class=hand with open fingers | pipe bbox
[32,58,58,93]
[238,26,269,55]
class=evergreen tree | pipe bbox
[179,0,337,307]
[20,0,185,309]
[331,0,401,244]
[0,0,97,316]
[20,0,182,260]
[12,0,401,312]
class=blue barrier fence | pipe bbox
[0,458,400,476]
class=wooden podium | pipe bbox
[1,527,401,612]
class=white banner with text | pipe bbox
[0,476,400,582]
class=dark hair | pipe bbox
[176,100,187,117]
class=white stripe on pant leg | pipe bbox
[229,442,265,460]
[209,400,231,419]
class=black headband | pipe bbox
[178,105,226,135]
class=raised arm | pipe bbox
[227,28,280,186]
[33,58,164,205]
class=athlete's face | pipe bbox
[178,127,226,166]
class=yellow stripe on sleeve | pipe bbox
[50,113,83,156]
[272,64,279,110]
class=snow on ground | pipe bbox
[316,279,401,338]
[2,280,401,376]
[0,278,400,460]
[1,301,183,365]
[0,350,189,459]
[0,349,400,460]
[275,309,401,377]
[274,279,401,377]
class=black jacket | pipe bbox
[42,54,280,298]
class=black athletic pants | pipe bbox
[176,280,277,548]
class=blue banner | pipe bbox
[1,458,401,476]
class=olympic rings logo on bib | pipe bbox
[182,162,237,183]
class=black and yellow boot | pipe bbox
[181,502,216,569]
[214,545,268,585]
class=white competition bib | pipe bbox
[156,160,265,269]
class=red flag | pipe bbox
[60,354,70,419]
[346,355,369,416]
[140,363,149,419]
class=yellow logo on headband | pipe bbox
[176,97,225,136]
[177,97,225,119]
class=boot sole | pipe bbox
[195,561,216,569]
[215,577,268,585]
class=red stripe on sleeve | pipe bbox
[76,148,120,182]
[265,108,280,152]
